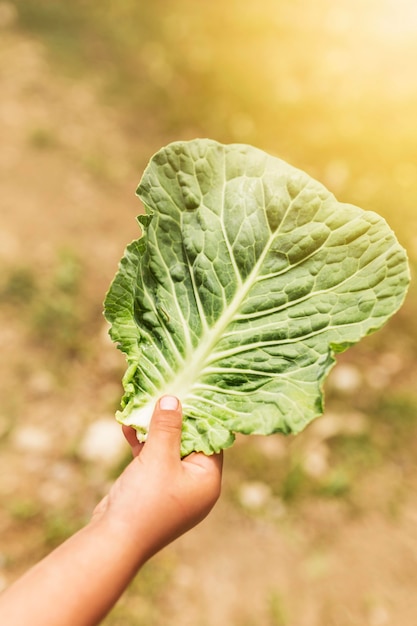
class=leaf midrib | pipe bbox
[168,183,305,396]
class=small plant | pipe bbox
[28,127,58,150]
[0,251,86,360]
[43,512,82,548]
[8,498,41,522]
[268,591,288,626]
[30,250,84,356]
[0,267,37,305]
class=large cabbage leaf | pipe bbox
[104,139,410,455]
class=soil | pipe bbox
[1,25,417,626]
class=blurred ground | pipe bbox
[1,1,417,624]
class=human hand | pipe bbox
[92,396,223,564]
[0,397,221,626]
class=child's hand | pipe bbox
[92,396,223,563]
[0,396,222,626]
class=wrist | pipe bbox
[87,511,150,571]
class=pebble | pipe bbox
[253,435,287,460]
[311,411,368,440]
[329,363,362,393]
[78,418,126,466]
[27,370,55,397]
[12,425,53,454]
[365,352,403,390]
[302,444,329,478]
[238,481,272,511]
[368,604,390,626]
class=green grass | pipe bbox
[103,555,174,626]
[0,266,37,305]
[8,498,41,522]
[226,391,417,512]
[42,512,83,548]
[28,127,59,150]
[267,591,289,626]
[1,251,86,358]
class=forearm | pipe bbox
[0,398,222,626]
[0,517,146,626]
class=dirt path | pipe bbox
[1,26,417,626]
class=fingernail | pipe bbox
[159,395,179,411]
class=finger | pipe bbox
[122,424,139,447]
[184,450,224,476]
[122,425,145,457]
[143,395,182,458]
[183,451,223,507]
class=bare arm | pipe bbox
[0,396,223,626]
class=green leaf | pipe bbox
[104,139,410,455]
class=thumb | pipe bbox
[143,395,183,457]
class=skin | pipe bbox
[0,395,223,626]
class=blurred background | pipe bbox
[0,0,416,624]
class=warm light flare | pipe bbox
[375,0,417,37]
